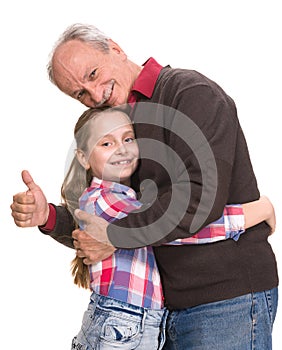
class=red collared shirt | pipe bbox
[128,57,163,103]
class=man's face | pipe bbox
[52,40,134,107]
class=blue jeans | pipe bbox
[164,288,278,350]
[71,292,168,349]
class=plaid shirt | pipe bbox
[79,177,245,309]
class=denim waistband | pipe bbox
[90,291,168,326]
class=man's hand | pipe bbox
[10,170,49,227]
[73,209,116,264]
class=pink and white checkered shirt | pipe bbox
[79,177,245,309]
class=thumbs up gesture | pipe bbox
[11,170,49,227]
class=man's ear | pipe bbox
[108,39,127,59]
[76,149,90,170]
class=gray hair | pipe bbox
[47,23,110,84]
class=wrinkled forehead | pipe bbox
[53,40,94,64]
[51,40,95,93]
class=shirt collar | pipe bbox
[128,57,163,103]
[90,177,137,199]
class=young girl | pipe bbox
[62,107,275,350]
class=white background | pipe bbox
[1,0,281,348]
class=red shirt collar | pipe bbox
[127,57,163,103]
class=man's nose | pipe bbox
[84,82,104,107]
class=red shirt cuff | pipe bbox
[39,203,56,232]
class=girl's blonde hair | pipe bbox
[61,106,131,288]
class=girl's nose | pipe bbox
[115,144,128,155]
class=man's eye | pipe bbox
[90,69,97,79]
[77,90,85,100]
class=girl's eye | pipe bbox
[124,137,134,143]
[102,142,111,147]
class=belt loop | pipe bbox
[162,308,169,330]
[91,291,99,311]
[141,309,147,332]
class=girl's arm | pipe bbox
[242,195,276,234]
[167,196,276,246]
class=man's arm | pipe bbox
[39,204,75,249]
[74,195,276,263]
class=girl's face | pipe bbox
[78,111,139,185]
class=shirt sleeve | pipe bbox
[166,204,245,245]
[38,203,56,232]
[82,189,142,224]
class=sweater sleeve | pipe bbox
[38,204,75,249]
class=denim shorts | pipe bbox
[71,292,168,350]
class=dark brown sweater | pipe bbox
[43,67,278,310]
